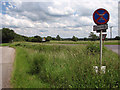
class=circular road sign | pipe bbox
[93,8,110,25]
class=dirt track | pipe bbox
[0,46,15,89]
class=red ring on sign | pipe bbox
[93,8,110,25]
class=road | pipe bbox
[0,46,15,89]
[105,45,120,55]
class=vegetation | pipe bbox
[1,27,119,88]
[89,32,99,41]
[1,28,119,44]
[1,28,27,43]
[44,40,120,45]
[86,42,106,55]
[56,35,62,41]
[114,36,120,40]
[72,36,78,41]
[46,36,52,41]
[2,28,15,43]
[10,42,120,88]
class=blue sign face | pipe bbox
[93,8,110,25]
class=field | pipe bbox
[0,40,119,46]
[7,42,120,88]
[45,40,120,45]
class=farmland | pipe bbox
[6,41,120,88]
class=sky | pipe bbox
[0,0,119,38]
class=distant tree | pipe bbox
[115,36,120,40]
[72,36,78,41]
[2,28,15,43]
[89,32,98,41]
[13,34,26,42]
[56,35,62,41]
[27,37,33,42]
[22,36,29,41]
[46,36,52,41]
[34,35,42,42]
[52,37,56,40]
[84,37,87,41]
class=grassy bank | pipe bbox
[10,42,120,88]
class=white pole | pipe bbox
[100,30,102,73]
[110,27,112,39]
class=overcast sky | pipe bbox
[0,0,119,38]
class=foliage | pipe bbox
[46,36,52,41]
[86,42,106,55]
[89,32,98,41]
[2,28,15,43]
[34,36,42,42]
[1,28,119,43]
[56,35,62,41]
[84,37,87,41]
[115,36,120,40]
[1,28,27,43]
[11,42,120,88]
[72,36,78,41]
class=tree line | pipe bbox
[0,28,120,43]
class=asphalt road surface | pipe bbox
[0,46,15,89]
[105,45,120,55]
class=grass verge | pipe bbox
[11,42,120,88]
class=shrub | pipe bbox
[86,42,106,55]
[29,54,46,75]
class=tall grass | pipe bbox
[11,42,120,88]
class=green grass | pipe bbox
[11,47,50,88]
[21,40,120,45]
[0,43,11,46]
[104,41,120,45]
[6,40,119,46]
[0,40,119,47]
[10,42,120,88]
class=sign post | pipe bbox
[93,8,110,74]
[100,30,102,70]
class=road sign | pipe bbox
[93,8,110,25]
[93,8,110,74]
[99,34,107,40]
[93,24,108,33]
[93,24,108,31]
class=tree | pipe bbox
[34,35,42,42]
[2,28,15,43]
[89,32,98,41]
[72,36,78,41]
[115,36,120,40]
[46,36,52,41]
[84,37,87,41]
[56,35,62,41]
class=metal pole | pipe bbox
[110,27,112,39]
[100,30,102,73]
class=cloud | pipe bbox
[1,0,119,38]
[48,6,74,16]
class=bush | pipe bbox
[29,54,46,75]
[86,42,106,55]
